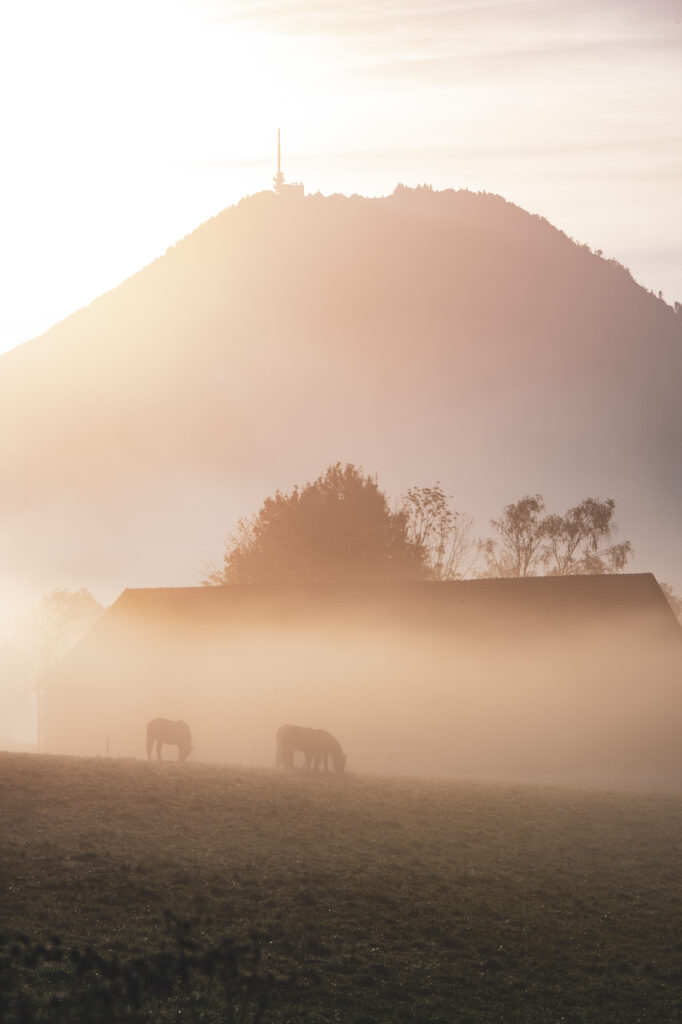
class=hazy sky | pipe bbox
[1,0,680,354]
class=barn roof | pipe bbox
[78,572,681,650]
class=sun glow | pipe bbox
[0,0,329,349]
[1,0,680,353]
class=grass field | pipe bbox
[1,752,681,1023]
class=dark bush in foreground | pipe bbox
[0,911,286,1024]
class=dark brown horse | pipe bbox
[146,718,192,762]
[276,724,346,773]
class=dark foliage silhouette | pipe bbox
[400,483,475,580]
[481,495,633,577]
[0,912,282,1023]
[204,463,426,584]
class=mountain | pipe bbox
[1,186,680,625]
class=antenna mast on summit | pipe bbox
[273,129,304,198]
[273,128,285,194]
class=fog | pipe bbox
[39,582,682,791]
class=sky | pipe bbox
[0,0,681,355]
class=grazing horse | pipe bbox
[275,724,300,771]
[276,723,346,774]
[146,718,192,762]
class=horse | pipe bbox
[146,718,192,762]
[276,723,346,774]
[275,723,300,771]
[305,728,347,773]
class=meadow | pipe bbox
[1,751,681,1023]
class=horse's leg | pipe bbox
[156,741,162,761]
[323,752,329,772]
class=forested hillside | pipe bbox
[1,187,679,624]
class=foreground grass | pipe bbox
[1,753,681,1022]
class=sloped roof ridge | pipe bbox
[120,573,657,596]
[50,572,679,681]
[109,574,670,620]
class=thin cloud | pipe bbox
[216,1,533,35]
[211,0,682,91]
[214,0,682,44]
[354,35,681,84]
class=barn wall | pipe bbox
[44,600,682,788]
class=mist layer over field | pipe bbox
[2,752,681,1023]
[44,580,682,790]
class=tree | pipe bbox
[13,588,104,746]
[480,494,633,577]
[541,498,632,575]
[661,583,682,624]
[203,463,427,585]
[479,494,547,577]
[15,588,104,680]
[400,484,475,580]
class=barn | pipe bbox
[43,574,681,788]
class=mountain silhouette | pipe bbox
[1,186,680,620]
